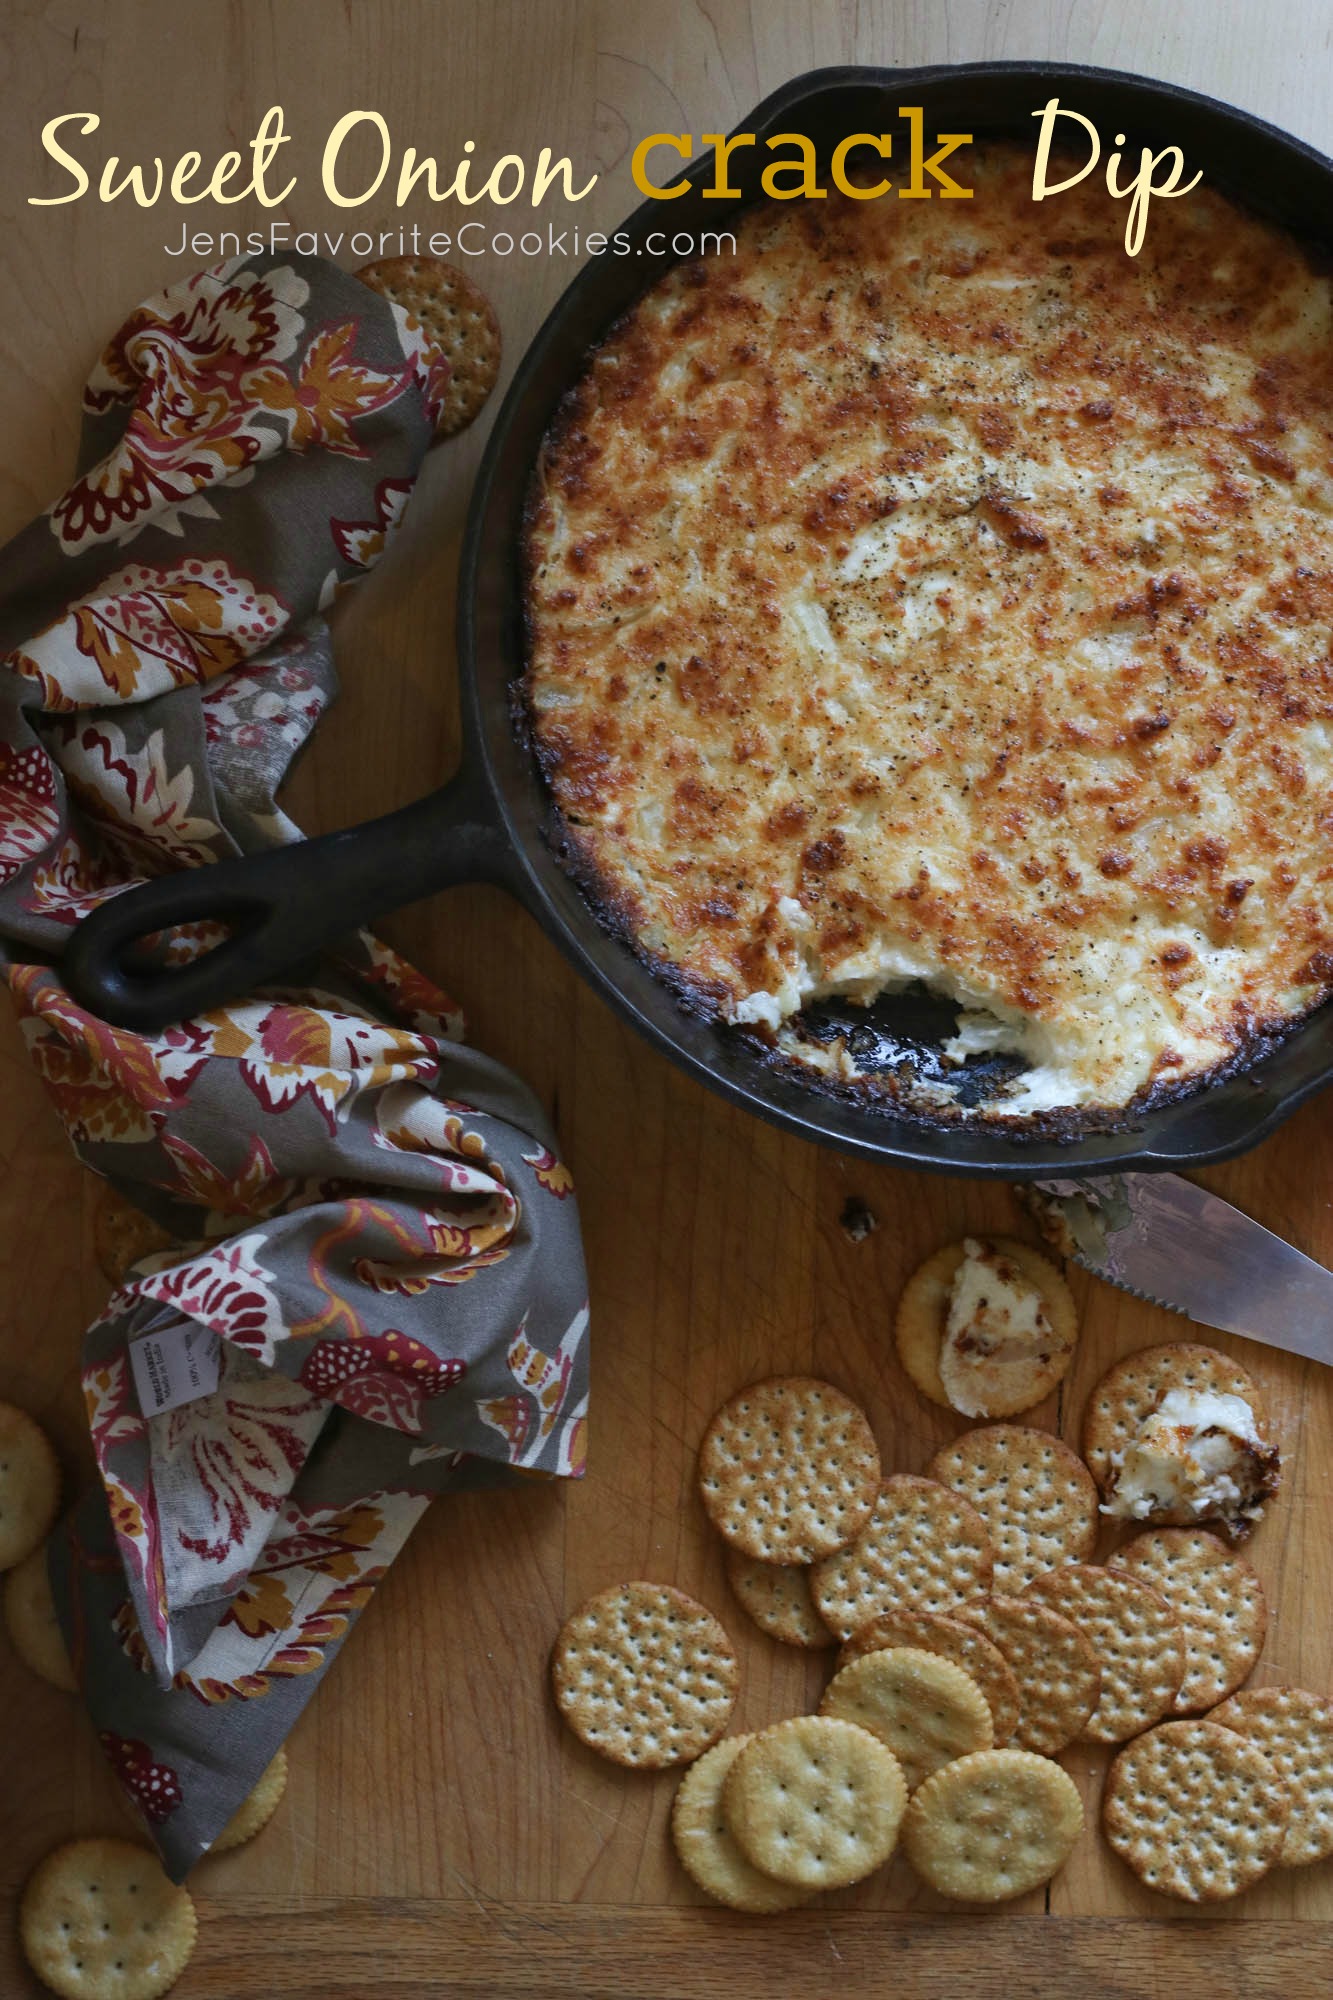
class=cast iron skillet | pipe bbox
[61,62,1333,1178]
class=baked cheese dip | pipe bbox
[523,146,1333,1127]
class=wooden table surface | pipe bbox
[3,2,1333,1993]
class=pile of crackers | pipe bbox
[552,1358,1333,1908]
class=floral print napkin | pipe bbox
[0,253,588,1877]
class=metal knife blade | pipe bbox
[1026,1173,1333,1368]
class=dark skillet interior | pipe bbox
[464,60,1333,1179]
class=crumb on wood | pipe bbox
[839,1196,878,1244]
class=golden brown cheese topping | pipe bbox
[523,146,1333,1122]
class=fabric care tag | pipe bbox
[130,1324,223,1417]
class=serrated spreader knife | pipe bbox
[1026,1174,1333,1368]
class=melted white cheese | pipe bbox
[938,1238,1055,1418]
[1103,1388,1269,1523]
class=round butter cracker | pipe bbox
[903,1747,1084,1902]
[895,1235,1077,1417]
[1023,1563,1184,1742]
[928,1424,1097,1594]
[819,1646,992,1790]
[699,1376,880,1565]
[1210,1687,1333,1868]
[1103,1718,1289,1902]
[357,255,501,438]
[671,1735,811,1911]
[839,1607,1020,1747]
[552,1580,738,1768]
[810,1474,993,1640]
[960,1595,1101,1755]
[210,1749,288,1856]
[724,1548,833,1650]
[4,1544,76,1693]
[0,1401,60,1573]
[723,1714,907,1890]
[20,1837,197,2000]
[1107,1528,1267,1712]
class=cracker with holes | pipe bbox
[357,255,501,437]
[210,1749,288,1856]
[960,1596,1101,1754]
[551,1580,738,1768]
[671,1735,811,1912]
[0,1402,60,1573]
[928,1425,1097,1594]
[810,1474,993,1639]
[1103,1717,1289,1901]
[723,1714,908,1889]
[1107,1528,1266,1713]
[903,1747,1085,1902]
[20,1837,197,2000]
[1023,1563,1184,1742]
[699,1377,880,1565]
[896,1235,1078,1419]
[1210,1687,1333,1868]
[4,1545,75,1693]
[724,1549,833,1650]
[839,1608,1020,1747]
[819,1646,993,1790]
[1083,1342,1280,1540]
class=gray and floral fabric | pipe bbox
[0,253,588,1877]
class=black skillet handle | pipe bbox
[61,761,519,1032]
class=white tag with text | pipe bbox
[130,1324,222,1417]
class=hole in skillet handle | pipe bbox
[58,805,408,1033]
[59,769,522,1031]
[60,864,309,1033]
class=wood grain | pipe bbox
[2,0,1332,1992]
[61,1904,1333,1998]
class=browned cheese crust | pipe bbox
[524,147,1333,1124]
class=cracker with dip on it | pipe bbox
[1082,1343,1281,1539]
[896,1236,1079,1419]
